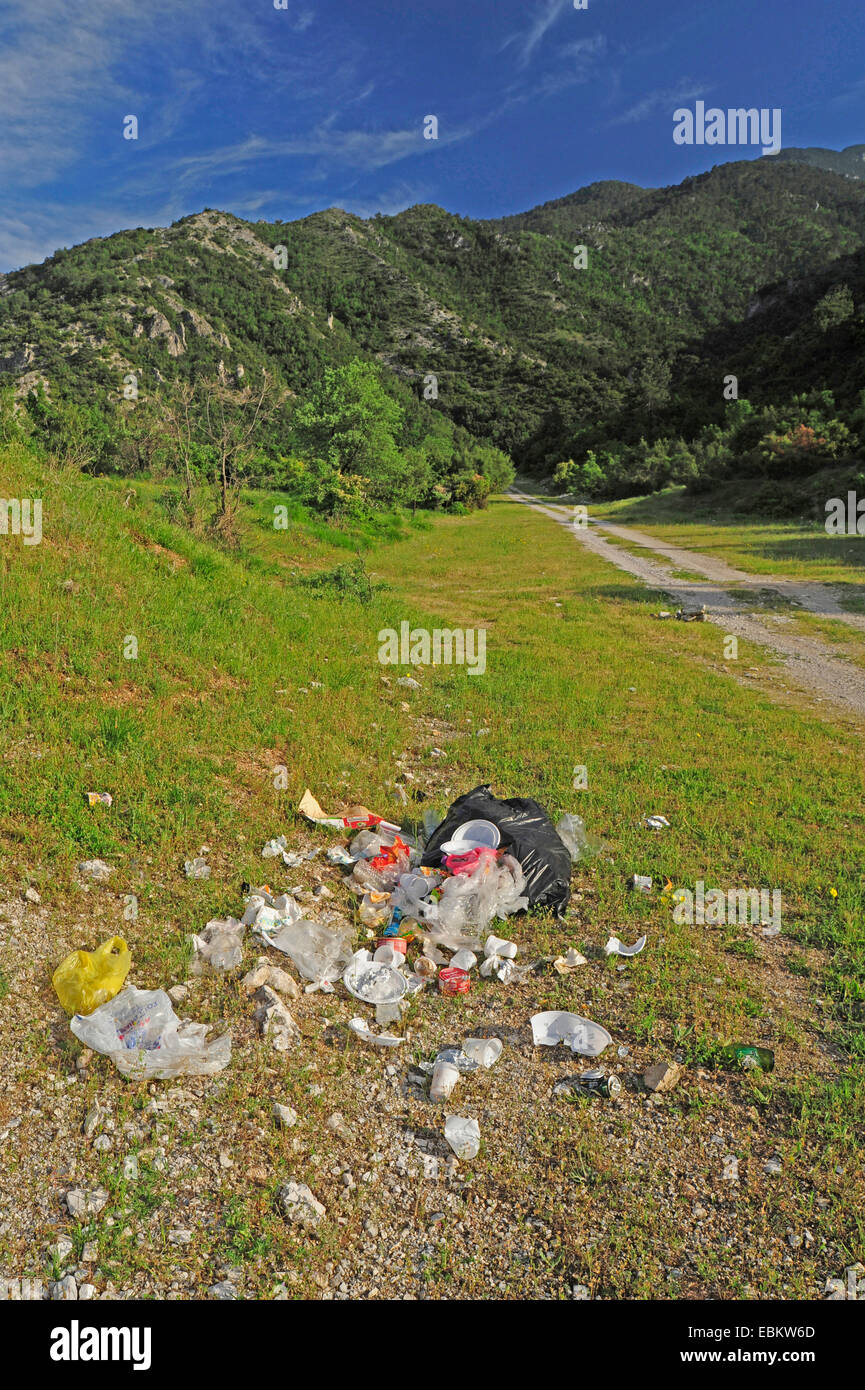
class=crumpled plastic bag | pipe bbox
[53,936,132,1016]
[243,889,304,937]
[191,917,245,974]
[259,917,355,987]
[555,814,604,865]
[435,853,528,935]
[71,986,232,1079]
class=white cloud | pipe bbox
[610,81,710,125]
[167,118,480,190]
[501,0,574,70]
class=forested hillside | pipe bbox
[2,155,865,514]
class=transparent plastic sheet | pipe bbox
[555,814,604,865]
[71,986,231,1079]
[435,852,528,936]
[259,918,355,986]
[190,917,245,974]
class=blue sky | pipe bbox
[1,0,863,271]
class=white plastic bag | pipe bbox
[261,918,354,986]
[71,986,232,1079]
[191,917,245,974]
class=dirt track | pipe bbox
[510,490,865,721]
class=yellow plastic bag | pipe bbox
[52,936,132,1016]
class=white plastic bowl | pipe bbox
[440,819,501,855]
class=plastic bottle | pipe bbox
[720,1044,775,1072]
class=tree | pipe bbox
[813,284,855,333]
[293,361,405,512]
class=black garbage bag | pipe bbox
[422,784,571,915]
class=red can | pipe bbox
[439,967,471,997]
[375,936,408,957]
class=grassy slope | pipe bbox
[0,445,863,1299]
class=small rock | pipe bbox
[326,1112,354,1142]
[24,886,41,904]
[397,676,420,690]
[184,856,211,879]
[763,1156,783,1175]
[787,1229,803,1250]
[77,860,112,882]
[242,959,299,1000]
[51,1276,78,1301]
[571,1284,591,1300]
[167,985,189,1005]
[253,986,301,1051]
[168,1229,193,1245]
[208,1281,237,1300]
[77,1284,96,1301]
[273,1103,298,1129]
[93,1135,112,1153]
[83,1102,103,1138]
[643,1061,682,1094]
[53,1236,74,1265]
[277,1182,326,1230]
[64,1187,109,1219]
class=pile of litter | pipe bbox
[51,782,780,1166]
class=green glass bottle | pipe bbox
[720,1044,775,1072]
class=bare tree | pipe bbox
[200,369,276,527]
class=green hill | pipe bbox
[3,156,865,504]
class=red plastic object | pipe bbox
[439,967,471,997]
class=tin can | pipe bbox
[84,792,113,807]
[565,1069,621,1099]
[375,936,407,957]
[439,967,471,997]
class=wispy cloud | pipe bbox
[167,119,482,191]
[501,0,574,70]
[610,81,710,125]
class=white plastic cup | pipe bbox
[430,1060,460,1102]
[462,1037,502,1069]
[444,1115,480,1160]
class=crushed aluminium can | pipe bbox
[556,1069,621,1099]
